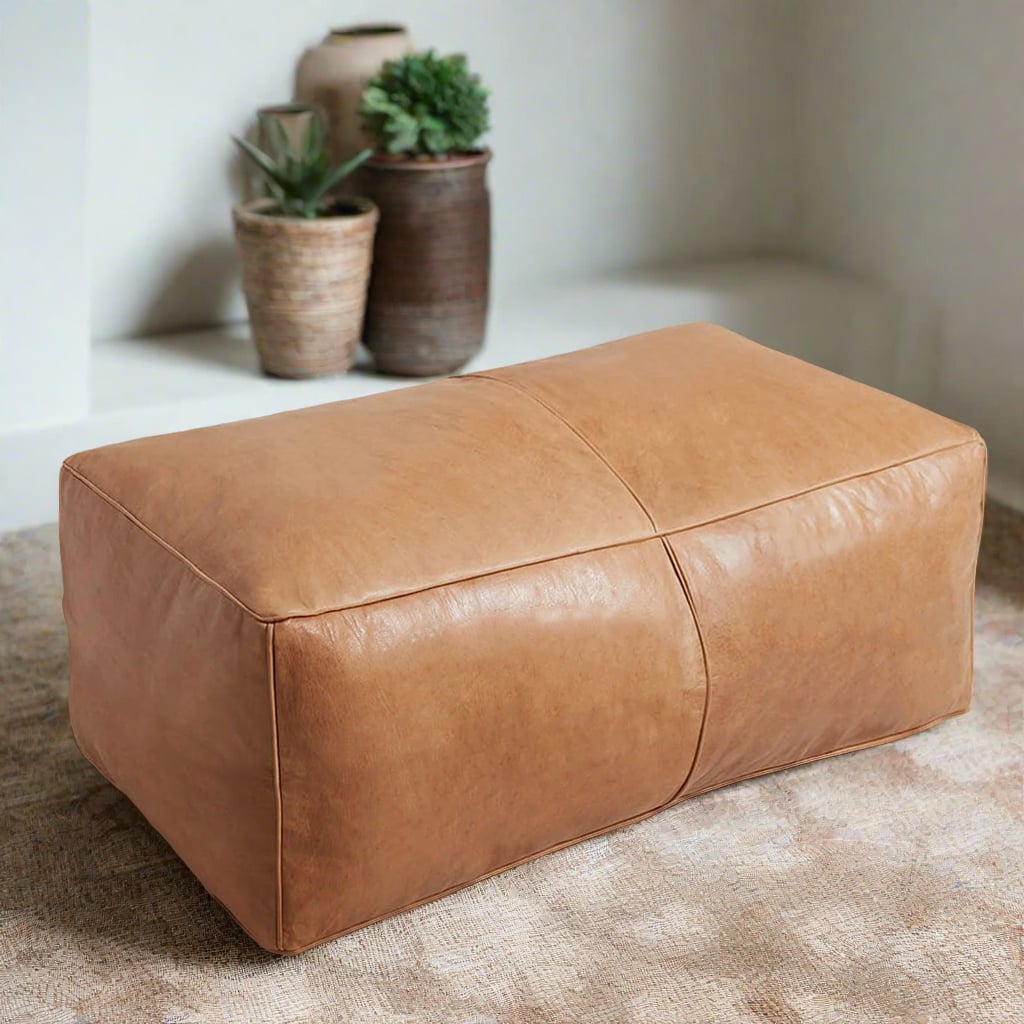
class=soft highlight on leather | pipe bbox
[59,323,987,954]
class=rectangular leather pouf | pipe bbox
[59,323,987,954]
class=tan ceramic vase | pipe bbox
[257,103,318,157]
[246,104,319,200]
[296,24,413,168]
[233,198,378,379]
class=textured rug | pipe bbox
[1,505,1021,1024]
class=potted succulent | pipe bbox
[232,113,377,378]
[357,50,491,376]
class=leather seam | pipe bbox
[968,442,988,713]
[273,705,969,954]
[678,705,971,797]
[61,463,263,619]
[266,622,284,952]
[466,373,659,532]
[463,375,716,809]
[63,439,984,625]
[661,438,987,535]
[658,538,713,805]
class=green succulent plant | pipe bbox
[359,50,490,157]
[233,114,371,219]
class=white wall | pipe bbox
[5,1,1020,496]
[88,0,799,340]
[796,0,1024,490]
[0,1,90,431]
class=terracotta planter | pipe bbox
[233,198,378,379]
[296,24,413,169]
[358,151,491,377]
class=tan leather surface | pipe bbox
[60,469,280,950]
[59,322,986,954]
[65,378,652,620]
[485,324,979,531]
[272,541,705,952]
[670,442,986,796]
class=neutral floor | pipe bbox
[1,506,1021,1023]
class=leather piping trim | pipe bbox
[658,538,713,804]
[465,373,659,532]
[74,734,283,952]
[464,374,714,804]
[968,443,989,713]
[62,437,985,625]
[61,463,260,619]
[679,706,972,798]
[268,704,969,955]
[266,622,284,952]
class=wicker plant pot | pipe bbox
[358,151,491,377]
[233,198,378,378]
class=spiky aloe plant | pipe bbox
[359,50,490,157]
[233,114,371,219]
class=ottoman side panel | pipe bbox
[59,467,281,951]
[272,539,706,953]
[670,440,986,797]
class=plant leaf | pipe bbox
[232,135,292,192]
[357,50,490,157]
[266,116,297,163]
[304,112,324,161]
[308,148,373,208]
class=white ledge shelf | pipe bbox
[2,258,902,531]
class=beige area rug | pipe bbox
[1,506,1021,1024]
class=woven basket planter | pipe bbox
[358,151,490,377]
[233,198,378,378]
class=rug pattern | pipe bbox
[0,506,1021,1023]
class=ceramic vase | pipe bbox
[257,103,318,157]
[296,24,413,168]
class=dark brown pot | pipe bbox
[358,151,491,376]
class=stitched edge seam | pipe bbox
[467,374,659,533]
[468,374,714,806]
[64,466,286,950]
[968,442,989,713]
[270,705,968,954]
[658,538,713,803]
[63,438,983,626]
[266,622,284,952]
[61,464,260,618]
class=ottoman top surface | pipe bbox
[63,323,978,621]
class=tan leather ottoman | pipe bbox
[59,324,986,954]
